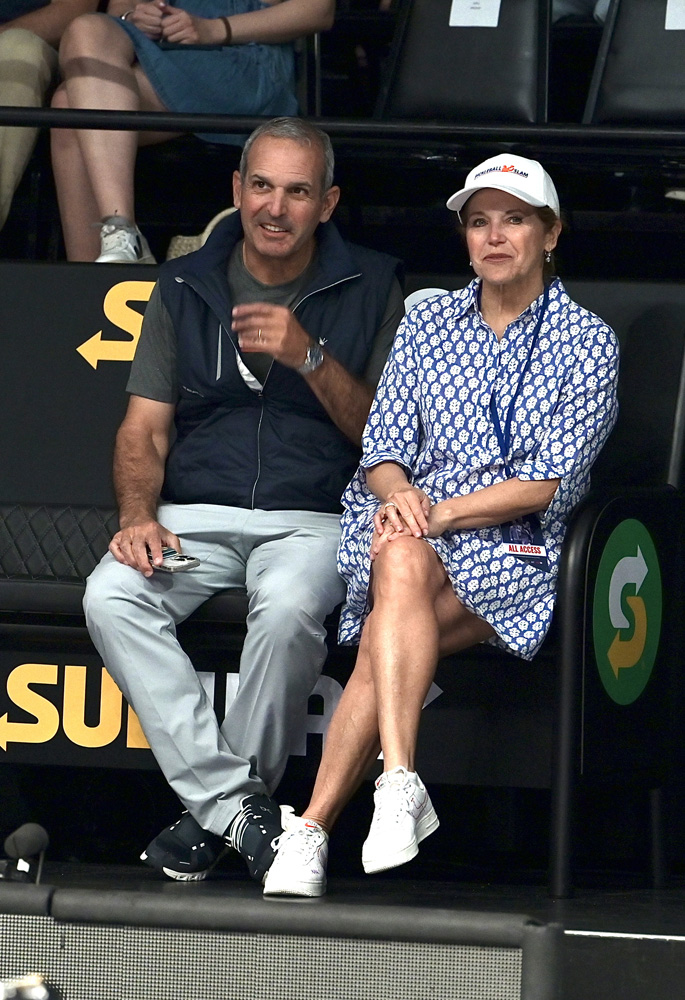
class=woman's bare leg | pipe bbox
[51,83,101,260]
[303,536,494,831]
[303,626,381,831]
[52,13,178,260]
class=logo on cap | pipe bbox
[474,165,529,180]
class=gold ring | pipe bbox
[257,328,262,342]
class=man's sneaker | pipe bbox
[225,793,284,883]
[140,811,227,881]
[263,811,328,897]
[96,215,156,263]
[362,766,439,874]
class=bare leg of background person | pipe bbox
[52,13,177,260]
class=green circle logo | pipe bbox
[593,519,662,705]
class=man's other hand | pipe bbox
[110,520,182,577]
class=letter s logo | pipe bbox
[77,280,155,369]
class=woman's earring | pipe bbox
[469,260,473,268]
[544,250,552,264]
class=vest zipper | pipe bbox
[248,271,361,508]
[181,268,362,511]
[250,400,265,510]
[291,271,361,314]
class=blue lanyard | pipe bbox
[488,286,549,478]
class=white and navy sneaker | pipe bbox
[263,811,328,897]
[96,215,156,263]
[141,811,227,881]
[362,766,439,874]
[225,793,284,883]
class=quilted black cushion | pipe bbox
[0,504,118,582]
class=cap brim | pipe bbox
[446,182,549,218]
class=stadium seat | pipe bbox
[583,0,685,124]
[375,0,550,123]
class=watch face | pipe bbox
[300,344,324,373]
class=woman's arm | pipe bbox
[150,0,335,47]
[426,477,560,537]
[223,0,334,43]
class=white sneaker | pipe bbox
[96,216,156,264]
[263,811,328,897]
[362,766,439,874]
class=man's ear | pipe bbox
[232,170,242,209]
[319,185,341,223]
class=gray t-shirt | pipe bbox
[127,241,405,402]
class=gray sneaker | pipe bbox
[96,216,156,263]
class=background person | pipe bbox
[264,152,620,898]
[83,117,405,883]
[50,0,334,262]
[0,0,97,233]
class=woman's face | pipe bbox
[463,189,561,292]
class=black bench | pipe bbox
[2,264,685,896]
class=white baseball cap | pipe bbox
[446,154,560,220]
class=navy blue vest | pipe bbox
[157,214,402,514]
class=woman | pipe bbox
[263,153,620,897]
[50,0,334,261]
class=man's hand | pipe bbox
[110,519,182,577]
[232,303,314,370]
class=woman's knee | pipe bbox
[372,536,441,597]
[59,12,122,66]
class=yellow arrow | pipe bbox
[0,663,60,751]
[76,280,155,369]
[76,330,137,369]
[607,595,647,677]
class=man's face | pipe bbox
[233,136,340,277]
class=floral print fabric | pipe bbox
[337,278,619,660]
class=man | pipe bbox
[84,117,404,882]
[0,0,97,231]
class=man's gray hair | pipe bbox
[239,117,335,194]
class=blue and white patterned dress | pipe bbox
[337,278,619,660]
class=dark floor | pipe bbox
[31,858,685,937]
[16,860,685,1000]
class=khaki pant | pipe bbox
[0,28,57,230]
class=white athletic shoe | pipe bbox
[263,810,328,897]
[96,216,156,263]
[362,766,439,874]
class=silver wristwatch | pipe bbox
[297,342,324,375]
